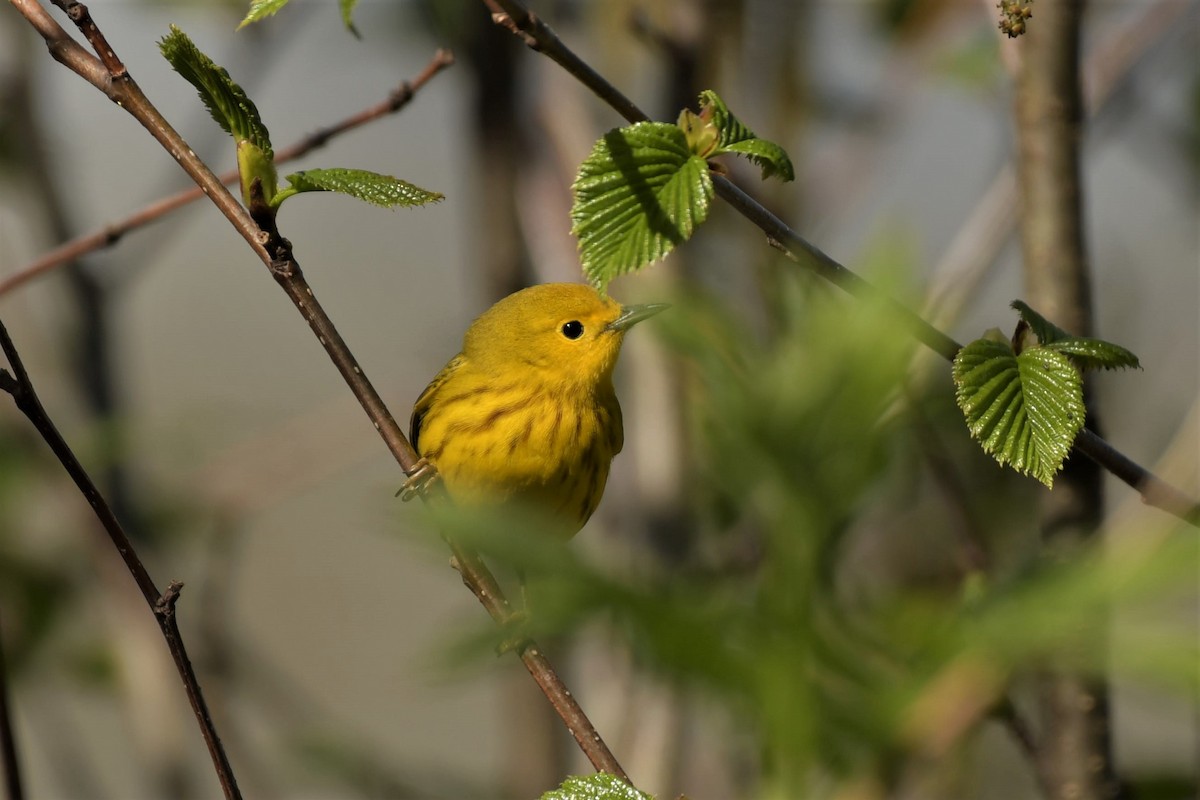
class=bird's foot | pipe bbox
[396,458,440,501]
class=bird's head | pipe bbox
[463,283,667,393]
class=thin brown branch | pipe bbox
[14,0,631,784]
[0,611,22,800]
[0,48,455,298]
[0,318,239,800]
[479,0,1200,530]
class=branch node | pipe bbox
[156,581,185,618]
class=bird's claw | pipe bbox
[396,458,441,501]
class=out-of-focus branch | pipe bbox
[925,0,1194,330]
[12,0,629,784]
[1014,2,1123,799]
[480,0,1200,529]
[0,48,455,298]
[0,611,22,800]
[0,319,240,800]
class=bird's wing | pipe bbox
[410,353,466,453]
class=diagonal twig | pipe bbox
[0,48,455,298]
[0,318,239,799]
[480,0,1200,529]
[0,609,22,800]
[12,0,630,783]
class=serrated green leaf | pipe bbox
[159,25,272,157]
[571,122,713,291]
[540,773,655,800]
[1045,338,1141,371]
[953,339,1084,487]
[1011,300,1141,371]
[699,90,754,148]
[1010,300,1072,345]
[238,0,291,29]
[698,89,794,181]
[722,138,795,181]
[339,0,360,36]
[276,168,443,209]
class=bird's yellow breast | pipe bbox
[412,362,623,537]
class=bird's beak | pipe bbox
[607,303,670,333]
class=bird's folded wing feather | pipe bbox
[410,353,466,452]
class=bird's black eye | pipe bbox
[561,320,584,340]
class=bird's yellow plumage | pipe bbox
[410,283,665,537]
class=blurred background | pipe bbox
[0,1,1197,798]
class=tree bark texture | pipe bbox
[1014,2,1122,799]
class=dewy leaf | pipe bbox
[159,26,272,158]
[238,0,292,29]
[540,773,655,800]
[953,338,1084,488]
[1011,300,1141,371]
[339,0,361,36]
[1045,338,1141,372]
[572,122,713,291]
[697,89,794,181]
[277,168,443,209]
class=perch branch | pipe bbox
[12,0,629,783]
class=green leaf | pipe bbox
[571,122,712,291]
[540,773,655,800]
[339,0,360,36]
[1011,300,1141,371]
[953,338,1084,487]
[722,138,796,181]
[1045,338,1141,371]
[1010,300,1071,345]
[698,89,794,181]
[274,168,443,209]
[159,25,272,158]
[238,0,292,29]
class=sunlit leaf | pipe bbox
[540,773,655,800]
[1011,300,1141,371]
[698,89,794,181]
[238,0,292,29]
[275,168,443,209]
[953,338,1084,487]
[572,122,712,291]
[158,25,272,157]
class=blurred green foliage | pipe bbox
[433,271,1198,798]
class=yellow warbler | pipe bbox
[409,283,666,537]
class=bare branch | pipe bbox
[0,610,22,800]
[0,318,240,800]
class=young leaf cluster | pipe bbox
[571,91,794,292]
[953,301,1140,487]
[158,27,439,217]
